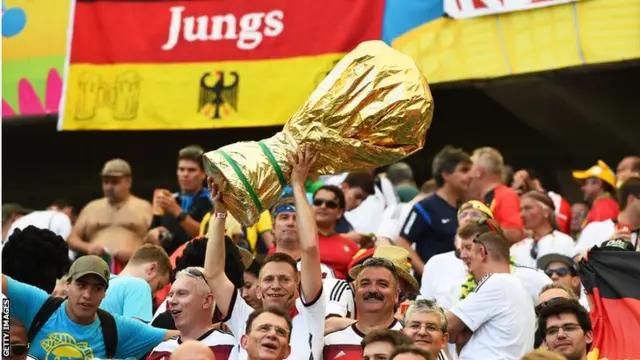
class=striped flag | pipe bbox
[59,0,384,130]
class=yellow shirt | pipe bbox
[199,210,272,254]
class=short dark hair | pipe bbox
[129,244,172,276]
[361,328,413,349]
[432,146,471,187]
[537,298,592,336]
[618,176,640,209]
[313,185,346,209]
[178,145,205,170]
[245,306,293,341]
[386,162,414,185]
[174,236,245,288]
[50,198,71,209]
[2,226,71,293]
[343,171,376,196]
[261,252,298,278]
[358,257,399,285]
[475,231,510,262]
[390,345,433,360]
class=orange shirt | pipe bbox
[318,233,359,280]
[484,185,524,231]
[585,195,619,227]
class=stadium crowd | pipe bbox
[2,144,639,360]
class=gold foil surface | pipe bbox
[204,40,434,226]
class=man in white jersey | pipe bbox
[323,257,404,360]
[446,229,535,359]
[147,267,235,360]
[204,144,325,360]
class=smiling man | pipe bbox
[323,257,403,359]
[147,266,236,360]
[537,299,593,360]
[402,300,450,360]
[241,307,293,360]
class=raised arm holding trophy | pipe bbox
[203,40,434,226]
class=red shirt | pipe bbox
[548,191,572,234]
[484,185,524,231]
[318,233,359,280]
[585,195,620,227]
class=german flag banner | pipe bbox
[579,248,640,360]
[58,0,384,131]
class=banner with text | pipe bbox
[445,0,583,19]
[58,0,384,131]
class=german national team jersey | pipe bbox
[222,288,326,360]
[324,278,355,319]
[323,320,403,360]
[147,328,236,360]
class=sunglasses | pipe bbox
[313,198,339,209]
[11,343,28,356]
[185,268,209,286]
[545,268,571,277]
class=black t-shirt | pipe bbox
[151,189,212,256]
[399,194,459,266]
[335,217,354,234]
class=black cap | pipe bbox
[600,239,635,252]
[537,253,577,274]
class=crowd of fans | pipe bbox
[1,143,639,360]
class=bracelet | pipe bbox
[214,212,227,219]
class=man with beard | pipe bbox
[402,300,450,360]
[397,146,472,277]
[446,230,535,359]
[68,159,152,271]
[537,299,592,360]
[323,257,403,359]
[147,267,235,360]
[204,144,325,360]
[240,307,293,360]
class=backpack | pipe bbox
[27,297,118,358]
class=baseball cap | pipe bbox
[2,203,33,223]
[101,159,132,177]
[599,239,636,252]
[68,255,111,287]
[457,200,494,219]
[537,254,577,274]
[572,160,616,188]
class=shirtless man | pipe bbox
[68,159,152,269]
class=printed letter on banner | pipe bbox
[58,0,384,131]
[444,0,583,19]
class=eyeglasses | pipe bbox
[312,198,339,209]
[185,268,209,286]
[11,343,28,356]
[545,323,582,337]
[406,322,444,333]
[253,323,290,338]
[545,268,571,278]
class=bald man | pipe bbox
[170,340,216,360]
[617,156,640,188]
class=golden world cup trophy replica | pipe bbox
[203,40,434,226]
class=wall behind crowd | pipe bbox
[1,84,629,210]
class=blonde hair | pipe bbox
[175,267,211,295]
[521,349,566,360]
[471,147,504,175]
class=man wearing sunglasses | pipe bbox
[204,144,326,360]
[537,299,593,360]
[537,254,589,310]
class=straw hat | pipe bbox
[348,245,419,294]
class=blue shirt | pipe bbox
[6,276,167,360]
[100,275,153,322]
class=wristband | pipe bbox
[215,212,227,219]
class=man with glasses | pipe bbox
[537,299,592,360]
[204,144,325,360]
[323,257,404,359]
[147,266,235,360]
[240,307,293,360]
[445,230,536,359]
[402,300,450,360]
[537,254,589,310]
[311,185,360,279]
